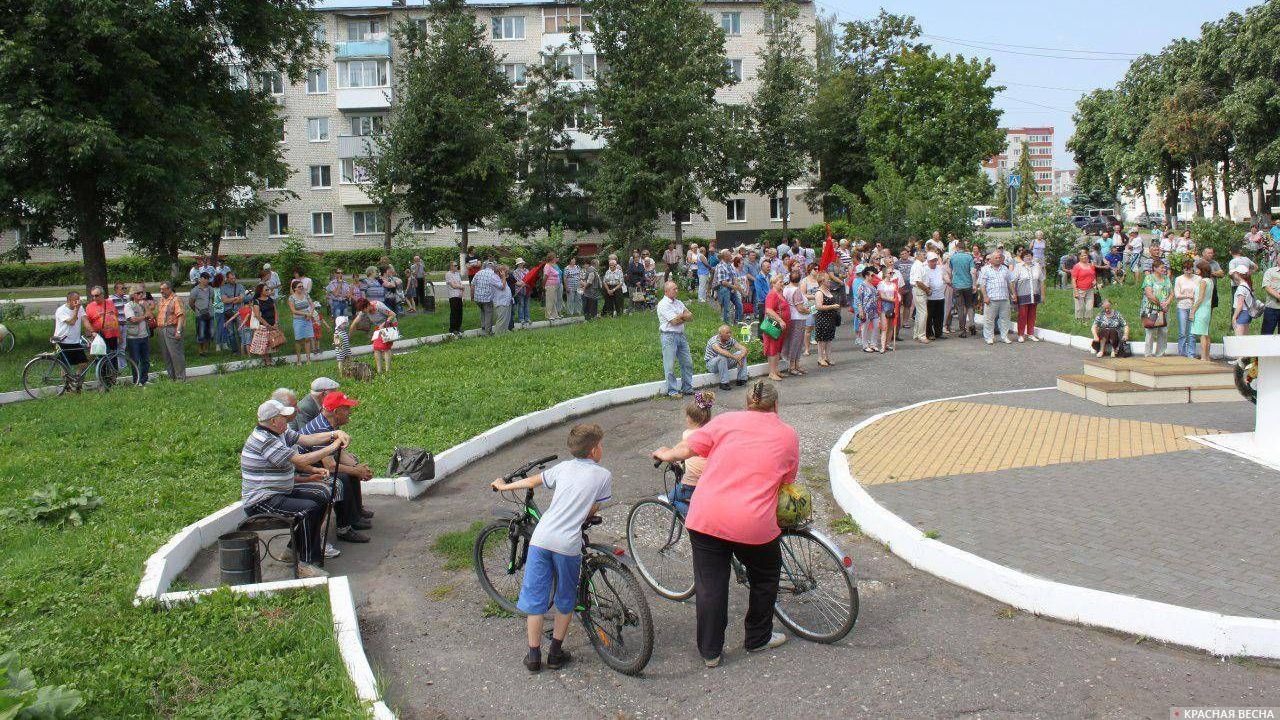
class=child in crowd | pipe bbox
[333,315,352,365]
[669,391,714,515]
[371,324,393,374]
[228,303,254,355]
[491,424,612,672]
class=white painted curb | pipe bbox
[972,310,1226,358]
[827,388,1280,660]
[0,317,582,407]
[365,359,773,498]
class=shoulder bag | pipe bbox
[388,447,435,483]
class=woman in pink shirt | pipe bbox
[652,381,799,667]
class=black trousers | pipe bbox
[448,297,463,333]
[689,528,781,660]
[583,296,599,320]
[246,485,331,565]
[926,299,945,339]
[335,472,363,529]
[603,292,622,317]
[415,281,425,308]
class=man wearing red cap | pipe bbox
[300,391,374,544]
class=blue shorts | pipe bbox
[517,545,581,615]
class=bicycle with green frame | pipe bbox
[21,337,141,399]
[473,454,655,676]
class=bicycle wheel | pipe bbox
[93,355,141,392]
[22,355,68,399]
[580,554,654,676]
[625,499,695,601]
[772,530,858,644]
[473,521,529,615]
[0,330,13,353]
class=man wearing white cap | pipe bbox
[923,252,947,341]
[240,399,350,577]
[293,377,340,430]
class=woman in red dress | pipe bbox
[762,275,790,381]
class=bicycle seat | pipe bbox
[581,515,603,529]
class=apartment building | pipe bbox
[1,0,818,263]
[982,126,1055,196]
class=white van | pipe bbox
[970,205,995,228]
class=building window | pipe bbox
[337,60,389,88]
[268,213,289,237]
[1031,158,1051,168]
[340,158,370,184]
[491,15,525,40]
[352,210,384,235]
[276,119,286,143]
[725,104,747,127]
[310,165,332,189]
[544,7,591,33]
[671,210,691,226]
[769,196,790,221]
[726,199,746,222]
[726,59,743,82]
[349,115,385,137]
[307,117,329,142]
[721,12,741,35]
[762,11,781,33]
[411,219,436,234]
[502,63,527,87]
[312,22,327,44]
[1031,146,1052,155]
[311,212,333,236]
[260,71,284,95]
[347,18,382,42]
[562,105,599,131]
[554,54,597,81]
[222,225,247,240]
[306,68,328,94]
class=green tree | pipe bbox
[1013,142,1037,217]
[832,161,975,246]
[387,0,518,268]
[993,170,1011,220]
[501,47,597,239]
[747,0,815,243]
[0,0,319,292]
[584,0,738,248]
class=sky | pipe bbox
[816,0,1256,169]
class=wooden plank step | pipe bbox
[1057,374,1190,406]
[1127,363,1234,389]
[1082,357,1157,382]
[1189,385,1246,403]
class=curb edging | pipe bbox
[827,388,1280,660]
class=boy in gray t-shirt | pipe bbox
[491,423,612,672]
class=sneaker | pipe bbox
[351,518,373,530]
[1017,336,1025,343]
[735,379,748,387]
[297,562,329,579]
[360,508,375,519]
[719,382,731,390]
[985,338,994,345]
[325,543,342,559]
[545,648,573,670]
[1001,336,1012,344]
[704,655,722,668]
[746,632,788,653]
[337,528,370,543]
[524,652,542,673]
[667,392,682,398]
[1029,335,1042,342]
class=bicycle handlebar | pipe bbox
[505,454,558,481]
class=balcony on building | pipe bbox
[336,86,392,111]
[335,37,391,60]
[337,134,381,159]
[339,183,373,207]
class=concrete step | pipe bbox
[1082,357,1154,382]
[1126,361,1234,389]
[1188,385,1246,403]
[1057,374,1190,406]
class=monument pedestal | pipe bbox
[1189,336,1280,471]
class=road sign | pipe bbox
[1008,174,1021,189]
[1179,191,1193,203]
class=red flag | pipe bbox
[522,262,546,287]
[819,223,838,273]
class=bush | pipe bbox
[0,484,103,527]
[1188,217,1249,260]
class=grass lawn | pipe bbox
[0,303,742,718]
[1034,273,1261,345]
[0,302,544,394]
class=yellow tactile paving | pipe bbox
[847,401,1223,486]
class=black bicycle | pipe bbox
[626,461,859,644]
[473,455,655,676]
[22,339,140,399]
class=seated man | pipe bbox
[300,391,374,544]
[293,376,339,430]
[241,399,350,578]
[704,324,749,390]
[1091,299,1130,358]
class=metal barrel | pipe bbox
[218,531,261,586]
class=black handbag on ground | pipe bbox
[388,447,435,483]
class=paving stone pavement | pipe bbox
[865,390,1279,618]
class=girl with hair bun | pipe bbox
[669,390,715,514]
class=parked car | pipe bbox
[1070,215,1092,228]
[982,217,1012,229]
[1134,212,1166,228]
[1080,217,1111,234]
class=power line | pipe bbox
[923,33,1140,58]
[923,36,1134,62]
[996,92,1076,114]
[1002,81,1091,93]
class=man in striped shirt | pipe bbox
[713,250,741,324]
[704,325,749,390]
[241,399,350,577]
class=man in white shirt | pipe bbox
[53,291,95,375]
[909,249,929,343]
[656,281,694,397]
[978,250,1015,345]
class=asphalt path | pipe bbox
[331,330,1279,719]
